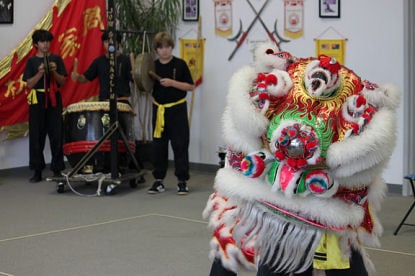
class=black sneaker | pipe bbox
[137,175,146,184]
[147,181,165,194]
[177,182,189,195]
[53,171,62,177]
[29,170,42,183]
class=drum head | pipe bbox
[134,53,155,93]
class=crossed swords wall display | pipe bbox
[227,0,290,61]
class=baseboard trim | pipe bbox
[189,162,220,173]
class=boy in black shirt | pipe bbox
[71,31,133,103]
[23,29,67,182]
[148,32,194,195]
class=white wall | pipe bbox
[178,0,405,186]
[0,0,405,186]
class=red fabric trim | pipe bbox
[63,140,136,155]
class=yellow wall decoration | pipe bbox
[315,39,346,65]
[315,27,347,65]
[180,38,205,87]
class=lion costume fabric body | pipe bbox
[203,43,400,276]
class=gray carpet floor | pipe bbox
[0,166,414,276]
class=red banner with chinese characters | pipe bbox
[0,0,106,139]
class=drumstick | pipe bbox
[73,58,78,73]
[148,70,162,82]
[129,52,137,112]
[71,58,79,82]
[44,54,50,76]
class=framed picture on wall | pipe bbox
[0,0,13,24]
[183,0,199,21]
[319,0,340,18]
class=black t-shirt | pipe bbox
[83,54,132,100]
[23,54,67,89]
[152,56,194,104]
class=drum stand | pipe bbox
[47,0,144,195]
[47,120,144,195]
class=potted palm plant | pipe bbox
[117,0,182,54]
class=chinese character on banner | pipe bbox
[214,0,233,37]
[180,38,205,87]
[0,0,106,139]
[284,0,304,39]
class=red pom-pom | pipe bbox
[362,113,372,123]
[297,159,308,169]
[275,151,285,161]
[265,74,277,85]
[351,123,360,133]
[288,129,297,137]
[257,83,267,90]
[318,55,341,75]
[365,106,376,115]
[305,141,317,150]
[356,95,366,108]
[259,93,269,100]
[257,73,266,82]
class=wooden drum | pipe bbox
[63,101,135,173]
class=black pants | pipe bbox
[28,92,65,172]
[209,249,368,276]
[152,102,189,181]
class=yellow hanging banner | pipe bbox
[180,38,205,87]
[315,39,346,65]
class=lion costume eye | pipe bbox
[266,48,275,55]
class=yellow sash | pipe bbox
[313,231,350,270]
[153,98,186,138]
[27,89,45,105]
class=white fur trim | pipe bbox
[225,66,269,140]
[327,108,397,180]
[333,159,388,188]
[222,107,264,153]
[367,175,387,212]
[267,69,293,97]
[362,83,400,110]
[214,168,364,228]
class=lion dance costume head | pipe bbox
[203,42,400,275]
